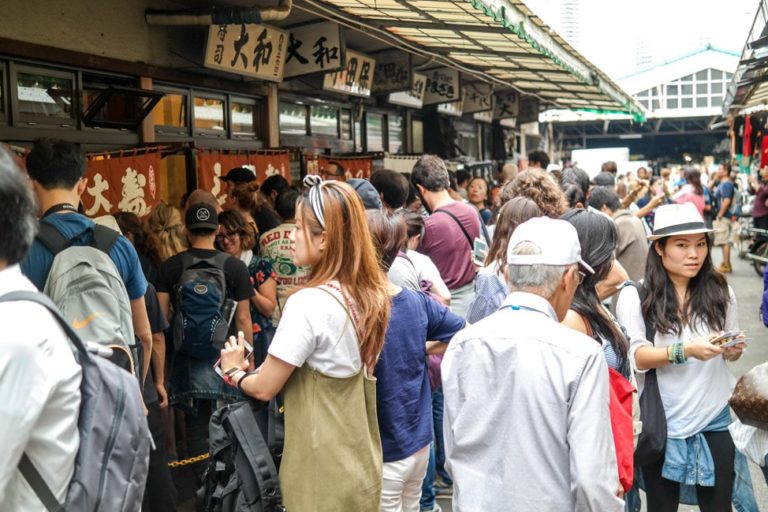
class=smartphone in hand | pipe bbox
[213,340,254,377]
[710,330,745,347]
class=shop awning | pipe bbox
[295,0,645,121]
[724,0,768,115]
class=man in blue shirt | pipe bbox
[713,163,735,273]
[21,138,153,386]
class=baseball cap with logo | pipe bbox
[507,216,594,274]
[185,202,219,230]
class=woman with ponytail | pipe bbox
[220,176,391,510]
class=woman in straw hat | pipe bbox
[616,202,747,510]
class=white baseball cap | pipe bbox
[507,216,595,274]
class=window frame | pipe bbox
[152,85,192,136]
[192,91,228,138]
[229,95,260,140]
[10,62,78,128]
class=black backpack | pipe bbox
[199,398,285,512]
[172,252,236,358]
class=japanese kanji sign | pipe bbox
[463,89,494,113]
[323,50,376,98]
[422,67,461,105]
[204,23,288,82]
[83,150,162,217]
[494,92,519,119]
[373,52,411,94]
[197,149,292,205]
[388,72,426,109]
[284,22,343,78]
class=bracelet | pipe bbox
[672,342,686,365]
[224,369,245,387]
[225,366,242,377]
[667,345,674,363]
[237,369,260,393]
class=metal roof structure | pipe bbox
[293,0,645,121]
[724,0,768,115]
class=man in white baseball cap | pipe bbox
[442,216,623,512]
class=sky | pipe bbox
[523,0,757,81]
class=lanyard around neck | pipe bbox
[42,203,77,218]
[500,304,551,319]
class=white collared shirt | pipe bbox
[0,265,81,511]
[442,291,623,512]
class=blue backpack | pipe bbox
[172,252,237,359]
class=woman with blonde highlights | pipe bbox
[220,179,390,510]
[145,202,188,266]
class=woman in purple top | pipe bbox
[366,210,466,512]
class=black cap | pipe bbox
[185,203,219,230]
[592,171,616,187]
[220,167,256,183]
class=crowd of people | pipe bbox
[1,138,767,512]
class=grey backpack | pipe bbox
[37,222,137,372]
[1,291,150,512]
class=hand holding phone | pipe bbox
[214,335,254,378]
[709,330,745,347]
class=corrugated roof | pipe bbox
[295,0,645,120]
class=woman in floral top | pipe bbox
[217,209,277,365]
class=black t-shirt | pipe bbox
[143,283,169,404]
[157,248,255,302]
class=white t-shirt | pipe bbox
[616,285,738,439]
[268,285,361,378]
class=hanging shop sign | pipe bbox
[463,88,494,113]
[83,149,162,217]
[473,110,493,123]
[423,67,461,105]
[438,99,463,117]
[517,96,541,124]
[197,149,292,205]
[494,92,519,119]
[204,23,288,82]
[373,52,411,94]
[323,50,376,97]
[388,72,427,109]
[284,22,343,78]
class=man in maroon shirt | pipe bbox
[411,155,481,319]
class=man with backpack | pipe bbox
[0,147,82,510]
[20,138,153,387]
[156,202,254,467]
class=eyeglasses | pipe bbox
[576,271,586,285]
[216,232,239,242]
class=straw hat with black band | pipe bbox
[647,203,713,241]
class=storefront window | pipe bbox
[17,71,74,120]
[366,113,384,152]
[310,105,338,137]
[193,96,225,132]
[387,115,403,154]
[152,91,188,132]
[279,102,307,135]
[231,100,257,135]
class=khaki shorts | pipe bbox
[713,218,732,246]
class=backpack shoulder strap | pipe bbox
[433,208,473,249]
[36,222,71,257]
[90,224,120,254]
[17,453,64,512]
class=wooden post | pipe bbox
[139,76,155,144]
[265,82,279,148]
